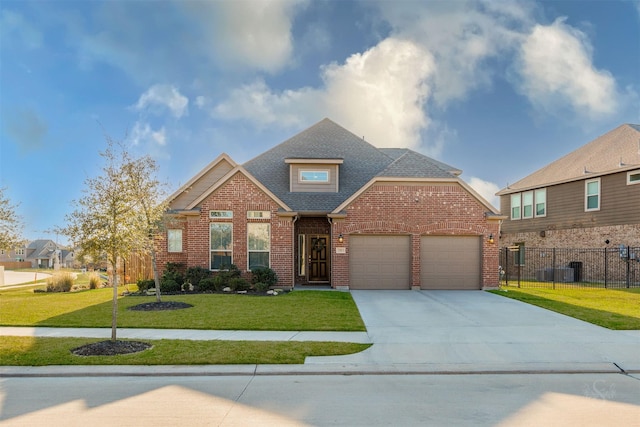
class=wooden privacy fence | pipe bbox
[0,261,32,269]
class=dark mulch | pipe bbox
[71,340,152,356]
[128,301,194,311]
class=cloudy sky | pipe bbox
[1,0,638,244]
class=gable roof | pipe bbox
[498,124,640,195]
[243,118,460,212]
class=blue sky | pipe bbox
[1,0,639,245]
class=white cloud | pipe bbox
[129,122,166,146]
[467,176,500,209]
[185,0,306,73]
[215,38,436,150]
[133,84,189,118]
[515,18,618,117]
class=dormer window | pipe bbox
[286,158,343,193]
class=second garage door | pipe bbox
[421,236,481,290]
[349,235,411,290]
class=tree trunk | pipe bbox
[151,246,162,303]
[111,257,119,342]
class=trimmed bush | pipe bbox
[185,266,211,287]
[253,282,270,293]
[198,277,216,292]
[229,277,250,292]
[136,279,156,292]
[251,267,278,287]
[160,279,181,293]
[160,262,185,287]
[46,272,75,292]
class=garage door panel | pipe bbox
[350,235,410,290]
[421,236,481,290]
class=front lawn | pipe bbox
[0,336,371,365]
[0,287,366,331]
[490,287,640,330]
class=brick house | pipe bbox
[158,118,503,290]
[497,123,640,249]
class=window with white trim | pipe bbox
[535,189,546,217]
[627,170,640,185]
[585,178,600,211]
[15,248,25,256]
[210,223,232,270]
[522,191,533,219]
[167,229,183,253]
[300,170,329,183]
[210,210,233,218]
[247,211,271,219]
[510,194,521,220]
[247,223,270,270]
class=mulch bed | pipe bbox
[71,340,152,356]
[127,301,194,311]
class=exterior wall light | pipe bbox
[488,234,494,244]
[338,234,344,243]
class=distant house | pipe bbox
[497,124,640,249]
[157,118,503,290]
[25,239,60,268]
[0,246,27,263]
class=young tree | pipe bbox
[64,138,147,341]
[124,154,168,303]
[0,187,23,249]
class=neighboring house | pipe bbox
[0,245,27,263]
[158,118,502,290]
[25,239,60,268]
[497,123,640,249]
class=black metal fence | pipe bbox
[499,246,640,289]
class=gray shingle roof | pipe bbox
[243,118,459,212]
[498,123,640,195]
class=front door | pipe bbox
[309,235,329,282]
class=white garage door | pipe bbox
[349,235,411,290]
[421,236,481,290]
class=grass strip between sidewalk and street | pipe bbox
[0,336,371,365]
[489,287,640,330]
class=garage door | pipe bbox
[421,236,481,290]
[350,235,411,290]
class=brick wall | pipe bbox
[331,182,500,289]
[501,224,640,249]
[157,172,294,286]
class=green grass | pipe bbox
[0,336,371,365]
[0,287,366,331]
[490,287,640,330]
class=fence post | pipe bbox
[552,247,556,290]
[517,247,521,288]
[604,248,608,289]
[627,246,631,289]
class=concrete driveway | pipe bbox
[0,270,50,287]
[306,290,640,373]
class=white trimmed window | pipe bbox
[210,223,232,270]
[585,178,600,211]
[510,194,521,220]
[522,191,533,219]
[247,211,271,219]
[210,210,233,218]
[247,223,270,270]
[167,229,183,253]
[15,248,25,256]
[300,170,329,183]
[627,170,640,185]
[535,189,546,217]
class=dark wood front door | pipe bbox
[309,235,329,282]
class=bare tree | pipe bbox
[0,187,23,250]
[124,154,169,303]
[63,138,147,341]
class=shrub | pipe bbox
[46,272,75,292]
[251,267,278,287]
[185,266,211,287]
[160,279,181,293]
[253,282,270,293]
[88,272,101,290]
[136,279,156,292]
[229,277,250,292]
[212,275,227,291]
[161,262,185,287]
[198,277,216,292]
